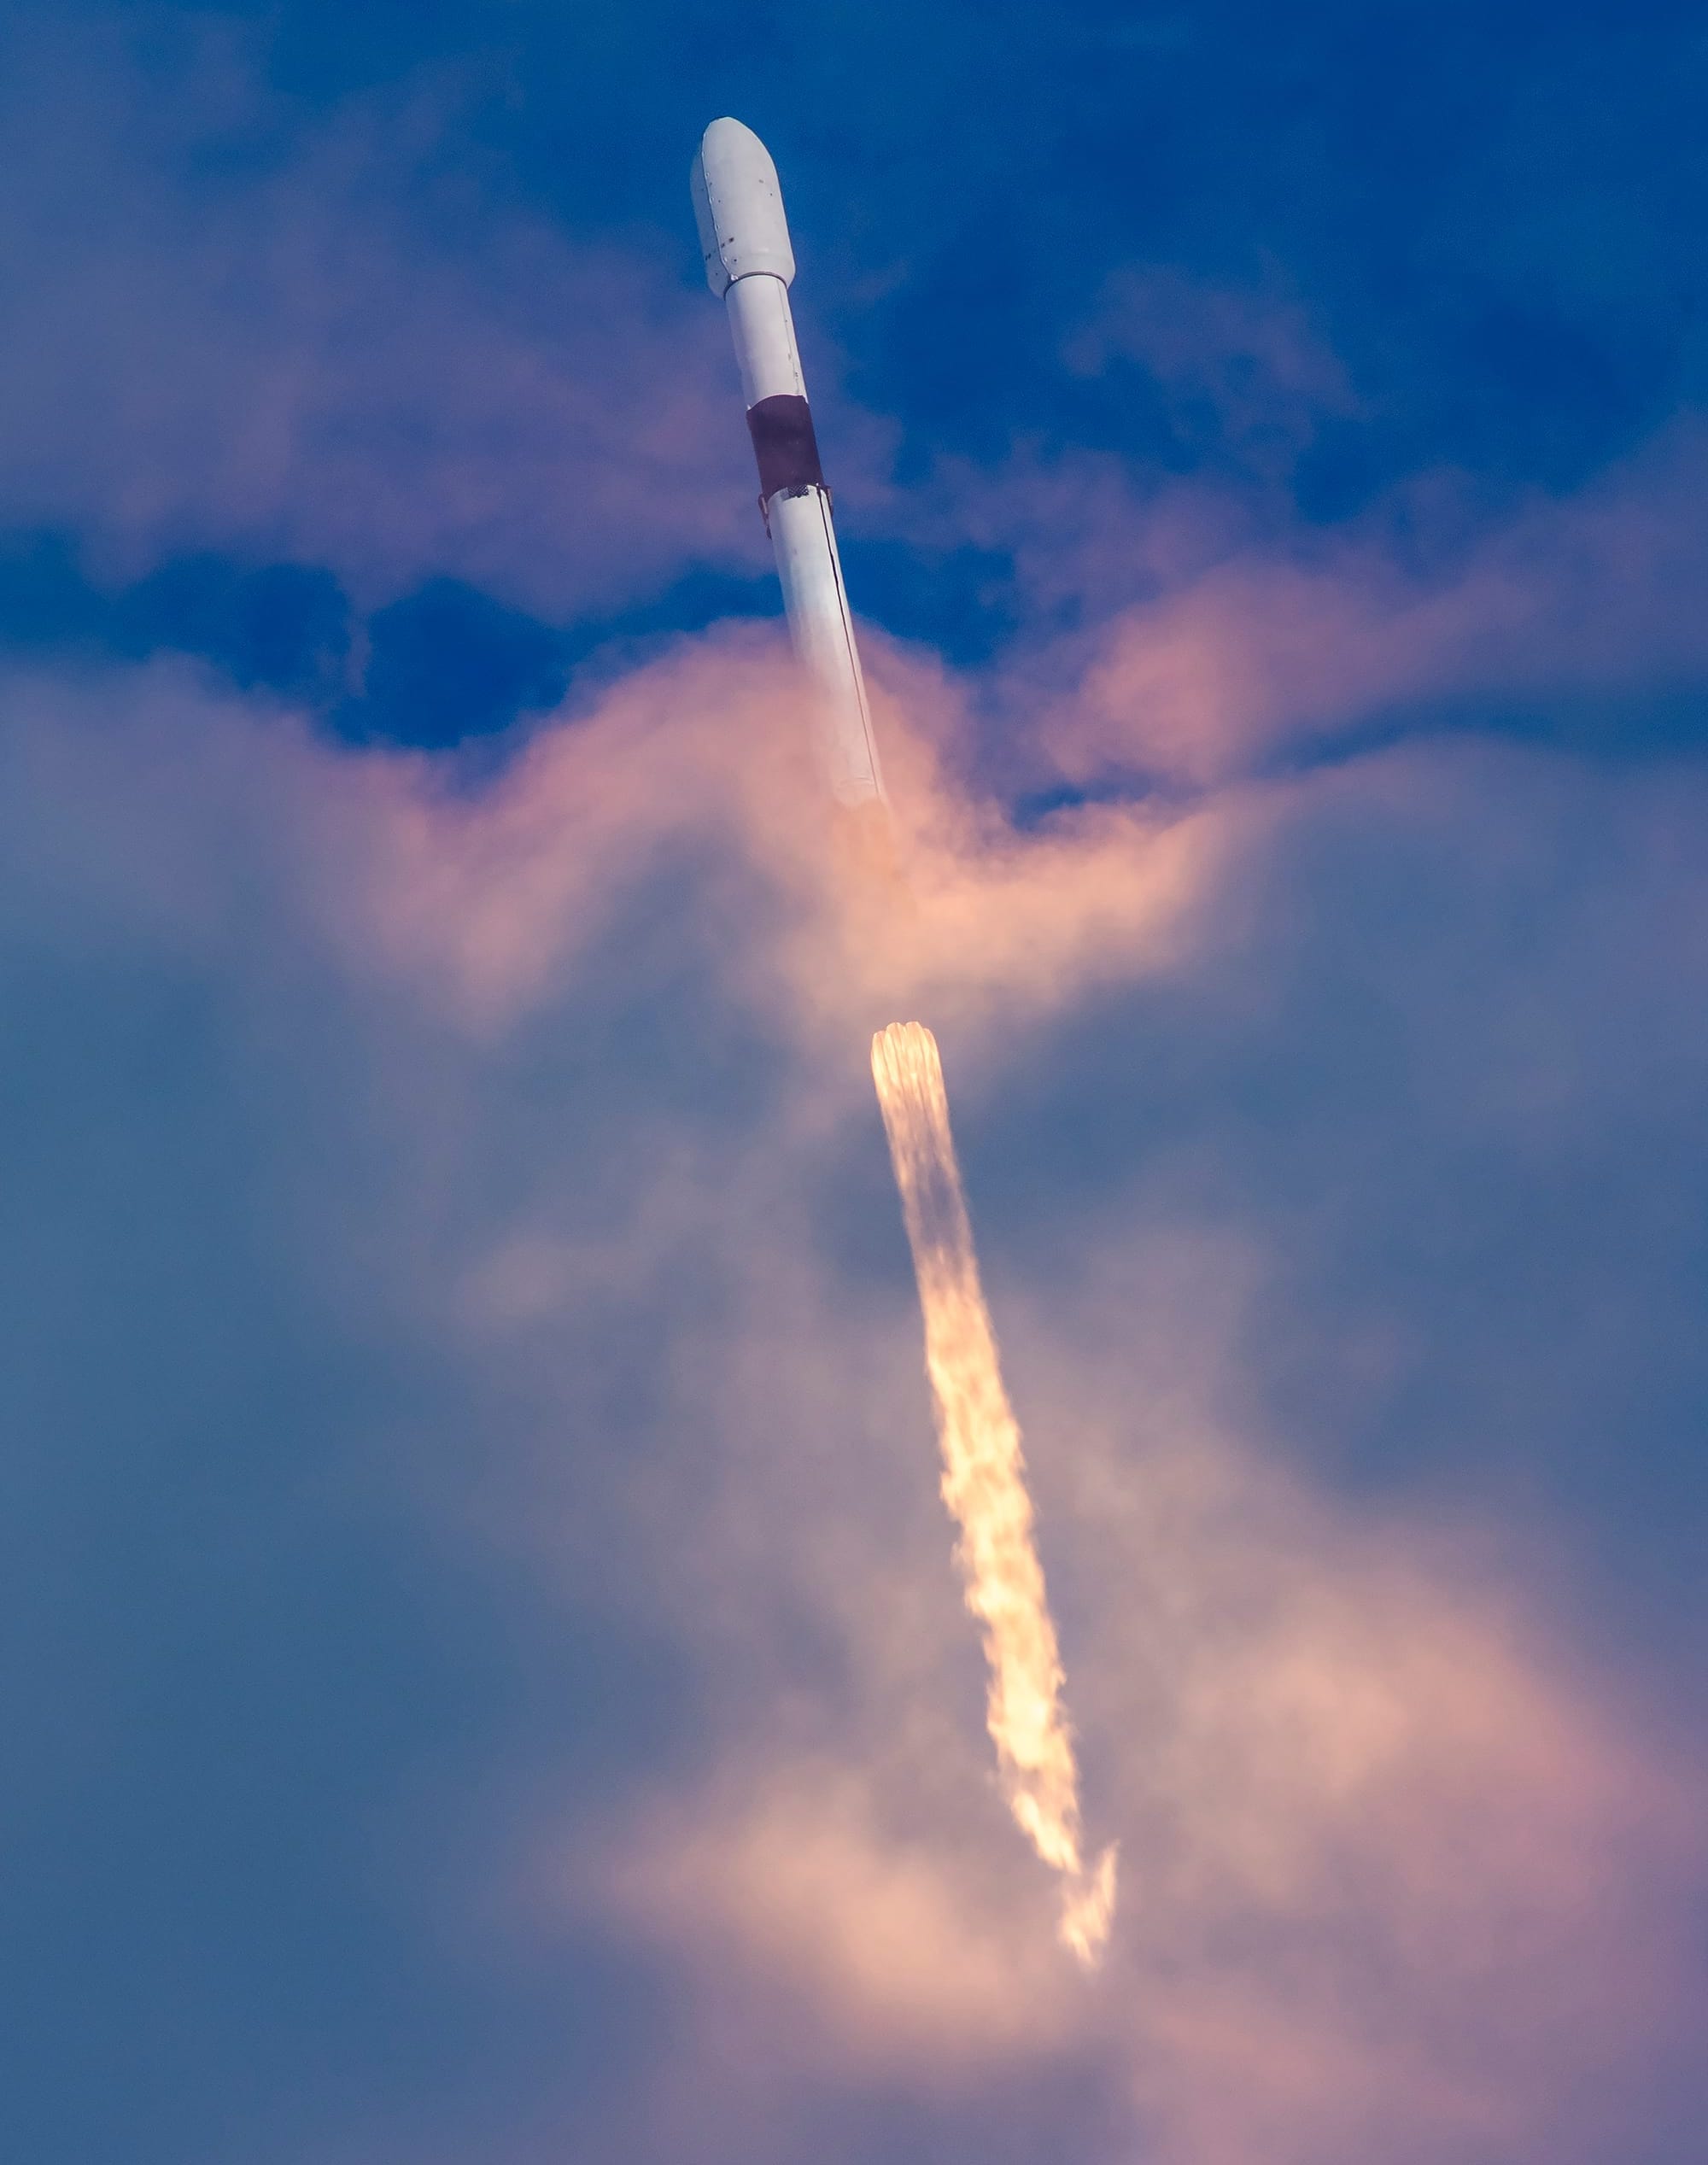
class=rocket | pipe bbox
[691,119,887,813]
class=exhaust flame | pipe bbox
[872,1021,1117,1965]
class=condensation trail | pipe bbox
[871,1021,1117,1966]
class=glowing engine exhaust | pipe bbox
[872,1021,1117,1964]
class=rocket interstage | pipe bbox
[691,118,887,812]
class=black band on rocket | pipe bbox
[746,394,825,500]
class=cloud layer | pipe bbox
[5,624,1705,2163]
[0,20,754,617]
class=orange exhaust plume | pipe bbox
[872,1021,1116,1964]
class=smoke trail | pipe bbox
[871,1021,1117,1966]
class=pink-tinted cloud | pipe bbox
[573,1208,1701,2164]
[284,632,1705,2162]
[0,20,755,615]
[950,417,1708,792]
[5,602,1706,2162]
[874,251,1704,794]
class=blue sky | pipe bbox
[3,8,1706,2163]
[7,3,1705,733]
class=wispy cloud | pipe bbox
[0,21,753,616]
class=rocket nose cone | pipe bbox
[691,115,796,296]
[699,114,764,161]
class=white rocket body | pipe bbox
[692,119,886,810]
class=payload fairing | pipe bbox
[691,119,886,811]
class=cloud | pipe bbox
[0,19,754,617]
[4,528,1707,2163]
[956,417,1708,791]
[1064,263,1360,470]
[576,1186,1701,2162]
